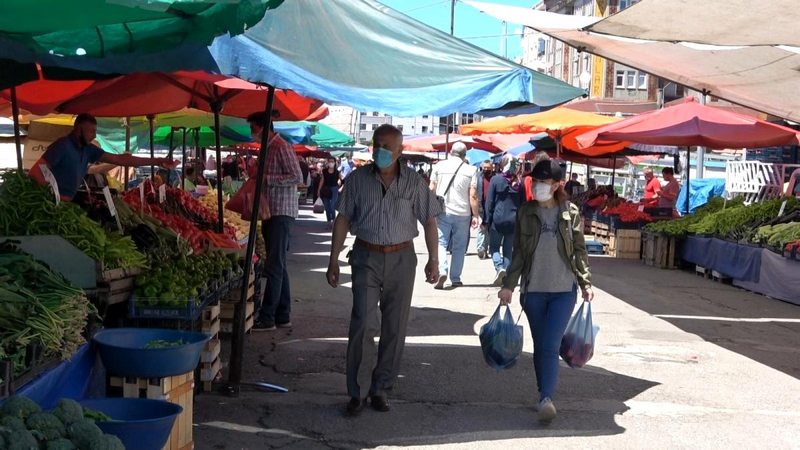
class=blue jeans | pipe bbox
[522,286,578,401]
[489,229,514,272]
[322,189,338,222]
[437,213,471,283]
[476,226,489,253]
[256,215,294,325]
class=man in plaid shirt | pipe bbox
[248,112,303,331]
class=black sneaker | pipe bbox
[450,281,464,288]
[276,321,292,329]
[346,398,365,416]
[252,320,276,331]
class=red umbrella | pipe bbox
[403,134,502,153]
[576,97,800,150]
[53,71,323,120]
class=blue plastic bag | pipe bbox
[479,305,523,370]
[559,301,599,368]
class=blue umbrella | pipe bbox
[466,149,495,166]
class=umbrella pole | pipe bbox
[685,146,691,214]
[181,128,187,189]
[556,134,562,159]
[168,127,175,160]
[611,156,617,188]
[147,115,155,177]
[228,85,277,395]
[212,105,225,233]
[124,117,130,188]
[10,86,22,171]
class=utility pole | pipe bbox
[444,0,456,152]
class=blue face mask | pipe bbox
[374,147,395,169]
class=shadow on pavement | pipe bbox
[589,256,800,379]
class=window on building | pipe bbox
[372,124,379,130]
[572,55,580,78]
[422,115,429,119]
[615,69,648,90]
[618,0,638,10]
[359,123,366,130]
[421,126,429,133]
[537,38,546,57]
[397,125,404,132]
[372,111,379,116]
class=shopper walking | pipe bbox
[476,160,494,259]
[498,159,593,423]
[429,142,479,289]
[326,124,442,416]
[486,157,523,286]
[248,112,304,332]
[318,156,342,227]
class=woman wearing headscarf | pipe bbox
[485,156,524,286]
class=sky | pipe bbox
[377,0,537,60]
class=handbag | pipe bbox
[313,198,325,214]
[225,178,271,221]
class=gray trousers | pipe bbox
[347,245,417,399]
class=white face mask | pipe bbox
[534,182,553,201]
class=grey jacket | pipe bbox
[502,201,592,292]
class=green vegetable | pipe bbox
[53,399,83,426]
[82,408,112,423]
[6,428,39,450]
[87,434,125,450]
[26,411,66,441]
[67,419,104,449]
[46,438,77,450]
[145,339,187,349]
[0,396,41,420]
[0,415,27,431]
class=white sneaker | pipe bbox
[434,274,447,290]
[493,269,506,287]
[538,397,557,422]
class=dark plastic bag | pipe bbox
[479,305,523,370]
[559,301,599,368]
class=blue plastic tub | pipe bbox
[93,328,211,378]
[80,398,182,450]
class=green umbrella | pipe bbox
[293,121,354,147]
[153,126,249,148]
[0,0,283,57]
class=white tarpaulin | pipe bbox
[464,1,800,123]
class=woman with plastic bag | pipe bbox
[497,159,594,423]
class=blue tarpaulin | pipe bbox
[209,0,585,116]
[680,236,762,282]
[677,178,726,214]
[16,344,105,410]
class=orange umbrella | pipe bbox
[460,107,619,135]
[551,125,629,157]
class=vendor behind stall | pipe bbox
[30,114,177,201]
[642,167,662,207]
[658,167,680,209]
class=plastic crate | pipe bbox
[128,295,210,321]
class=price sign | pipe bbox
[39,165,60,205]
[158,184,166,203]
[778,200,787,217]
[637,204,645,212]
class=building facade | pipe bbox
[520,0,682,105]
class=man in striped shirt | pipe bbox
[248,112,304,332]
[326,124,442,416]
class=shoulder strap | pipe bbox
[442,161,465,198]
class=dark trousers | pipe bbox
[256,215,294,325]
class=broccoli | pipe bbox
[66,419,103,449]
[6,428,39,450]
[0,415,26,431]
[82,408,112,423]
[0,432,5,448]
[26,411,66,441]
[46,438,77,450]
[0,396,41,419]
[52,399,84,426]
[88,434,125,450]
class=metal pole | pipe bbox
[444,0,456,156]
[147,115,155,176]
[212,105,225,233]
[228,85,276,393]
[685,146,691,214]
[611,156,617,188]
[168,127,175,160]
[124,117,130,188]
[10,87,22,171]
[697,91,708,179]
[181,128,187,189]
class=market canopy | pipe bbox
[576,98,800,150]
[464,0,800,123]
[459,107,619,135]
[0,1,283,84]
[209,0,585,117]
[402,134,503,153]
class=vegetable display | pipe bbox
[601,202,653,223]
[0,397,124,450]
[144,339,187,349]
[0,171,146,271]
[0,242,96,375]
[198,188,249,241]
[644,197,742,237]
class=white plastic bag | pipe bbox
[313,198,324,214]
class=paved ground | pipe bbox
[195,206,800,450]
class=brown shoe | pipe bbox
[346,398,365,416]
[370,395,390,412]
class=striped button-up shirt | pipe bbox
[264,134,303,218]
[337,163,442,246]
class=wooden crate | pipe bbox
[220,301,255,320]
[609,229,642,259]
[642,231,680,269]
[220,314,254,335]
[200,303,221,393]
[108,371,193,450]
